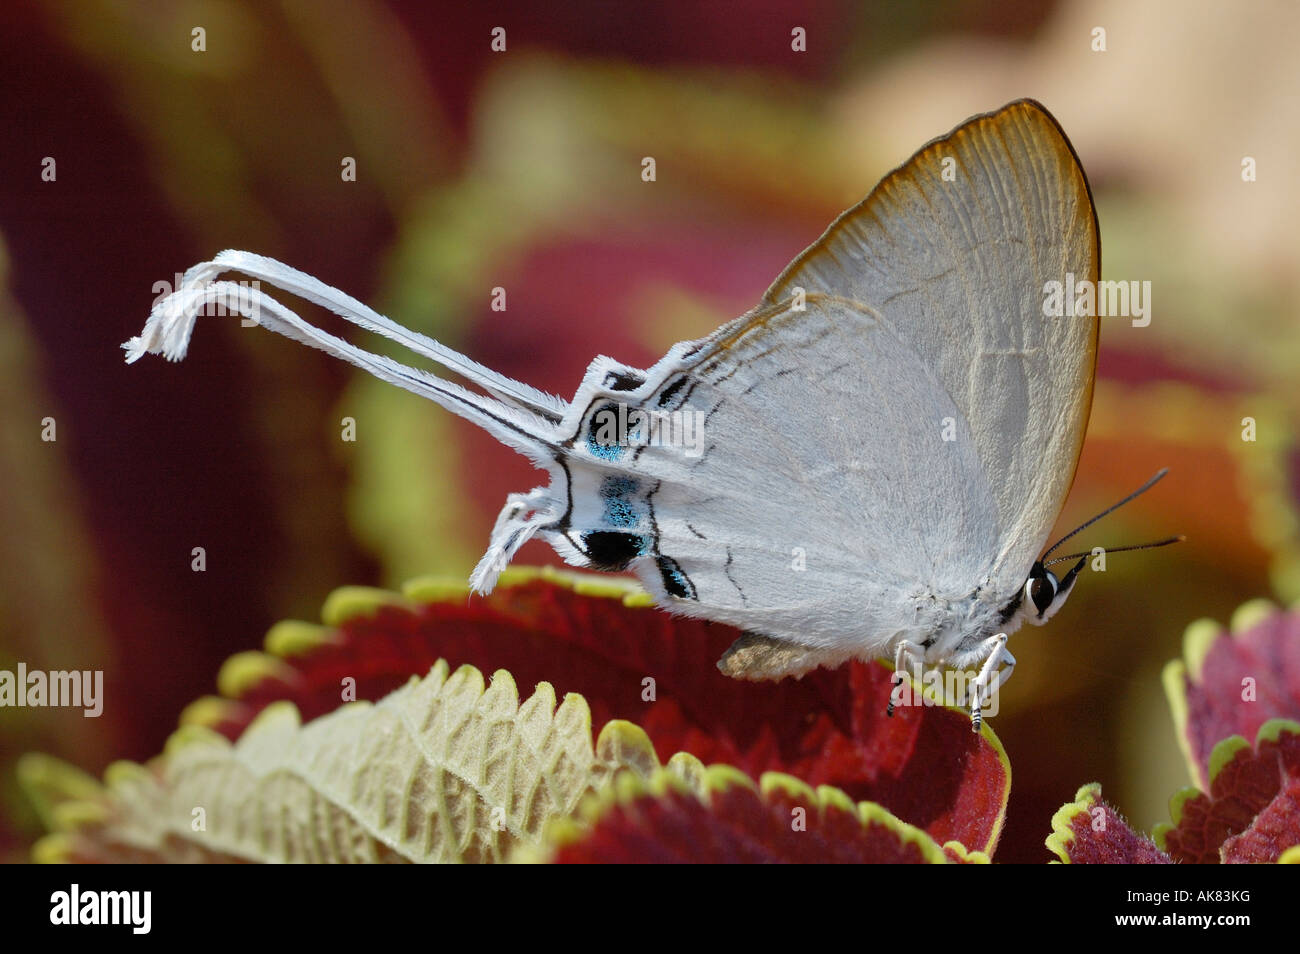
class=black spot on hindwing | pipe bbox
[582,530,647,570]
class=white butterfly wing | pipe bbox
[759,99,1100,596]
[617,99,1098,657]
[624,293,1001,651]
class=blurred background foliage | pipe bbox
[0,0,1296,862]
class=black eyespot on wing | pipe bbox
[603,370,645,392]
[656,554,697,600]
[582,531,647,570]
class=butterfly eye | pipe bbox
[1028,572,1057,615]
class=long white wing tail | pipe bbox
[122,251,566,464]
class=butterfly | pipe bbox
[124,98,1176,729]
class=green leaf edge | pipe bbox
[1045,781,1101,864]
[1153,718,1300,852]
[180,566,648,729]
[14,753,105,835]
[520,762,970,864]
[1161,597,1283,789]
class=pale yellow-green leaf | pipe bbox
[25,660,669,863]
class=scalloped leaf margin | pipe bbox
[19,660,666,863]
[528,764,988,864]
[1046,783,1172,864]
[1153,718,1300,864]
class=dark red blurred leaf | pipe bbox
[1156,720,1300,864]
[1221,781,1300,863]
[547,766,972,864]
[1046,783,1172,864]
[1164,600,1300,788]
[181,568,1010,852]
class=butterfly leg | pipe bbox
[969,635,1014,733]
[886,639,926,717]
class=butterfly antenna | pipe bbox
[1044,535,1185,568]
[1041,468,1171,561]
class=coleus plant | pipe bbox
[18,571,1300,862]
[19,568,1005,863]
[1048,599,1300,864]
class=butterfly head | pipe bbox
[1016,557,1086,627]
[1013,468,1183,630]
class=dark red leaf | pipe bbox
[548,768,964,864]
[183,570,1011,853]
[1046,783,1172,863]
[1221,781,1300,863]
[1156,720,1300,863]
[1165,601,1300,788]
